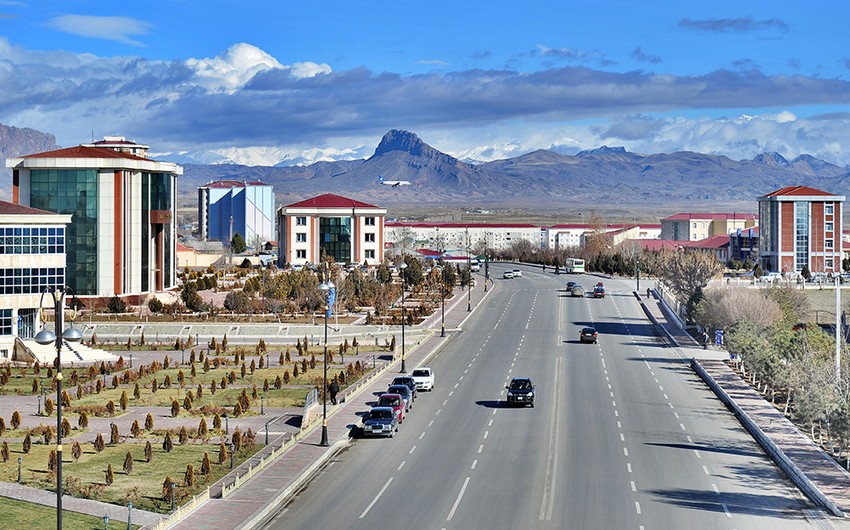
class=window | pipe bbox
[364,233,375,243]
[365,249,375,259]
[365,217,376,226]
[296,217,307,226]
[0,226,65,255]
[826,204,834,215]
[296,249,306,259]
[827,258,834,269]
[296,233,307,243]
[0,309,11,336]
[826,239,834,249]
[826,222,834,232]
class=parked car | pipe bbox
[506,377,535,407]
[377,393,405,423]
[391,376,418,400]
[580,327,598,343]
[512,268,522,277]
[411,367,435,391]
[565,281,577,292]
[503,271,514,279]
[571,286,585,297]
[387,384,414,411]
[362,407,398,437]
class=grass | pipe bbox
[0,497,139,530]
[0,438,262,513]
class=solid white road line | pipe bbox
[360,477,394,519]
[539,356,562,521]
[447,477,471,521]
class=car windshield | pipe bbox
[368,410,393,420]
[379,397,399,406]
[583,328,595,333]
[412,370,429,377]
[389,386,408,396]
[510,380,532,390]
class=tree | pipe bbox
[179,426,189,445]
[78,411,89,429]
[654,249,724,315]
[61,417,71,437]
[171,400,180,417]
[218,441,229,464]
[93,433,105,453]
[162,432,173,453]
[198,417,209,438]
[231,232,248,253]
[120,391,129,411]
[105,463,114,485]
[201,452,212,476]
[123,451,134,475]
[144,441,153,462]
[110,423,120,445]
[45,398,54,416]
[184,463,196,487]
[145,413,154,431]
[131,419,142,437]
[107,296,126,313]
[71,440,82,462]
[10,410,20,430]
[0,441,7,462]
[22,432,31,453]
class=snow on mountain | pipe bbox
[153,144,371,167]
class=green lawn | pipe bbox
[0,438,262,513]
[0,496,139,530]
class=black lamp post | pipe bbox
[466,228,471,312]
[398,261,408,373]
[636,258,641,292]
[440,270,446,338]
[318,279,335,447]
[34,286,83,530]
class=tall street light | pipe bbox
[466,228,471,312]
[318,277,335,447]
[636,257,640,292]
[435,227,445,337]
[35,287,83,530]
[399,261,408,373]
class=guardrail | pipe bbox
[690,358,843,517]
[149,487,211,530]
[221,435,298,499]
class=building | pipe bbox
[385,222,544,255]
[276,194,386,267]
[198,179,275,248]
[758,186,845,275]
[6,136,182,300]
[660,213,757,241]
[546,224,661,250]
[729,226,759,264]
[0,200,71,359]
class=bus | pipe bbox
[564,258,585,274]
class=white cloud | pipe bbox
[46,15,152,46]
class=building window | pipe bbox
[296,233,307,242]
[795,202,809,272]
[365,249,375,259]
[0,268,64,295]
[826,239,834,249]
[827,258,834,269]
[364,233,375,243]
[826,204,834,215]
[0,309,11,336]
[296,249,306,259]
[826,222,834,232]
[365,217,376,226]
[0,226,65,255]
[296,217,307,226]
[319,217,351,263]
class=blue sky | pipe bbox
[2,0,850,165]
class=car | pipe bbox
[503,271,514,279]
[390,376,418,400]
[387,384,413,411]
[291,264,303,272]
[580,327,598,343]
[512,269,522,277]
[470,260,481,272]
[593,285,605,298]
[362,407,399,437]
[506,377,535,407]
[571,286,585,297]
[411,367,435,391]
[565,281,577,292]
[377,393,405,423]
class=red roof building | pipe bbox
[660,212,757,241]
[757,186,845,274]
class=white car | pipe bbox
[503,271,514,279]
[512,269,522,277]
[411,367,435,391]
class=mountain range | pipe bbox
[2,124,849,210]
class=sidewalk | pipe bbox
[163,280,494,530]
[642,289,850,517]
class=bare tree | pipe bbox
[654,249,724,303]
[694,287,783,333]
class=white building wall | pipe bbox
[96,170,115,296]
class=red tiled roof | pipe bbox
[683,235,730,249]
[22,145,150,161]
[637,240,683,251]
[662,212,757,221]
[0,200,58,216]
[286,194,379,209]
[176,242,195,252]
[762,186,839,198]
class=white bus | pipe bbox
[564,258,585,274]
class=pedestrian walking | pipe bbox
[329,380,339,405]
[702,331,709,349]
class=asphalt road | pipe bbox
[264,265,830,530]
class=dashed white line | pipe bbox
[680,423,686,430]
[436,409,441,416]
[478,444,484,454]
[398,461,405,470]
[471,460,477,469]
[428,420,434,427]
[409,446,416,455]
[446,477,471,521]
[360,477,394,519]
[635,501,642,515]
[443,399,448,406]
[721,503,731,517]
[620,433,625,442]
[694,450,701,459]
[419,432,426,440]
[483,431,489,439]
[703,465,711,475]
[488,419,493,426]
[712,483,720,494]
[630,480,637,492]
[627,463,633,473]
[623,447,629,456]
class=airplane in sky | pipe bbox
[379,175,411,187]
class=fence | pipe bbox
[149,487,211,530]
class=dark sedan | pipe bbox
[506,377,535,407]
[362,407,399,437]
[580,327,598,343]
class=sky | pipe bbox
[2,0,850,165]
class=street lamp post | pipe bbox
[636,258,640,292]
[440,269,446,338]
[398,261,408,373]
[34,287,83,530]
[466,228,471,312]
[318,278,335,447]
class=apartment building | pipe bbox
[198,179,275,248]
[660,213,757,241]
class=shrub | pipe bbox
[106,400,115,416]
[107,296,126,313]
[61,390,71,408]
[48,450,57,472]
[93,433,105,453]
[120,391,129,411]
[61,417,71,437]
[148,297,163,314]
[45,399,54,416]
[131,419,141,438]
[78,411,89,429]
[231,429,242,452]
[162,476,174,501]
[183,395,193,412]
[110,423,119,445]
[162,432,173,453]
[184,463,195,487]
[218,441,228,464]
[106,463,114,485]
[1,441,8,462]
[201,452,212,476]
[144,441,153,463]
[145,413,154,431]
[198,418,209,438]
[22,432,32,453]
[171,400,180,417]
[179,426,188,445]
[213,414,222,431]
[71,440,82,462]
[133,382,140,400]
[123,451,133,475]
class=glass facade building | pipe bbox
[320,217,352,263]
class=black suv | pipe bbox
[506,377,535,407]
[390,376,418,401]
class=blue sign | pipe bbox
[715,329,724,346]
[326,286,336,318]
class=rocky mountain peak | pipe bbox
[373,129,431,157]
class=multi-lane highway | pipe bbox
[264,265,825,529]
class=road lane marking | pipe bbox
[539,355,562,521]
[721,503,731,517]
[620,433,625,441]
[703,465,711,475]
[712,483,720,494]
[419,432,426,440]
[446,476,471,521]
[478,445,484,453]
[680,423,686,430]
[623,447,629,456]
[471,460,477,469]
[398,461,405,470]
[488,419,493,426]
[443,399,448,406]
[627,463,632,473]
[428,420,434,427]
[687,436,693,443]
[449,391,454,396]
[484,431,489,439]
[359,477,394,519]
[436,409,441,415]
[617,421,622,429]
[674,412,679,419]
[614,410,619,417]
[635,501,642,514]
[631,481,637,492]
[410,446,416,454]
[694,450,701,459]
[664,394,669,400]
